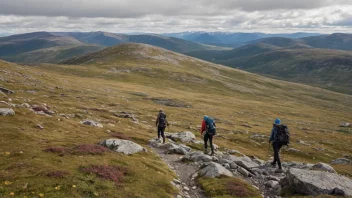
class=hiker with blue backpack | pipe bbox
[200,116,216,155]
[156,109,169,144]
[269,118,290,172]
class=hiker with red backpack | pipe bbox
[155,109,169,143]
[269,118,290,172]
[200,115,216,155]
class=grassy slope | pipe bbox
[0,43,351,197]
[186,44,352,94]
[1,45,105,64]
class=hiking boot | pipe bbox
[270,162,276,167]
[204,149,209,154]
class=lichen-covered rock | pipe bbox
[0,108,15,116]
[100,139,146,155]
[281,168,352,196]
[199,162,233,178]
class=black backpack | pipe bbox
[274,124,290,145]
[206,117,216,135]
[158,112,166,127]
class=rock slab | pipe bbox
[281,168,352,196]
[165,131,195,143]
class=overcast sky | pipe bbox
[0,0,351,34]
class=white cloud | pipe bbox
[0,0,351,34]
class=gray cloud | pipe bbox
[0,1,351,34]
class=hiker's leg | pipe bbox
[272,143,277,165]
[277,143,283,169]
[157,126,161,139]
[209,135,214,154]
[204,133,209,150]
[161,127,166,143]
[273,142,279,165]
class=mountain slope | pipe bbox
[1,45,105,64]
[0,32,83,57]
[300,33,352,51]
[0,43,351,197]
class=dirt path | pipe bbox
[150,146,207,198]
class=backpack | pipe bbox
[158,112,166,127]
[274,124,290,145]
[206,117,216,135]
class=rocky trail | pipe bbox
[147,132,352,198]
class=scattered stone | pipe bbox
[230,162,238,169]
[339,122,350,127]
[165,131,195,143]
[281,168,352,196]
[173,179,181,185]
[0,87,14,94]
[80,120,103,128]
[266,180,279,189]
[192,186,196,190]
[183,186,190,191]
[177,195,182,198]
[228,149,243,156]
[237,166,250,177]
[21,103,30,108]
[286,148,302,153]
[297,140,310,146]
[183,151,212,162]
[267,176,280,181]
[199,162,233,178]
[0,108,15,116]
[250,134,269,140]
[311,162,337,173]
[100,139,146,155]
[331,158,352,165]
[241,123,252,128]
[36,124,44,129]
[32,105,54,115]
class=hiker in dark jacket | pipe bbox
[269,118,284,172]
[155,109,169,143]
[200,115,216,155]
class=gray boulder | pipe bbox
[165,131,195,143]
[183,151,212,162]
[0,87,14,94]
[339,122,350,127]
[0,108,15,116]
[331,158,352,165]
[100,139,146,155]
[199,162,233,178]
[281,168,352,196]
[266,180,280,189]
[311,162,337,173]
[80,119,103,128]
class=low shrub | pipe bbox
[80,165,127,184]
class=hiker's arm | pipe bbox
[155,114,159,126]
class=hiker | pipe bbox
[155,109,169,143]
[269,118,290,172]
[200,115,216,155]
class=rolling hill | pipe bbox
[54,31,228,53]
[1,43,351,197]
[185,35,352,94]
[0,32,84,57]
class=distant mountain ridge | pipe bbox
[185,33,352,94]
[162,32,322,47]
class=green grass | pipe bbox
[198,176,261,198]
[0,43,351,197]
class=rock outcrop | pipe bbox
[281,168,352,196]
[331,158,352,165]
[311,162,336,173]
[100,139,146,155]
[199,162,233,178]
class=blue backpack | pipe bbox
[206,117,216,135]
